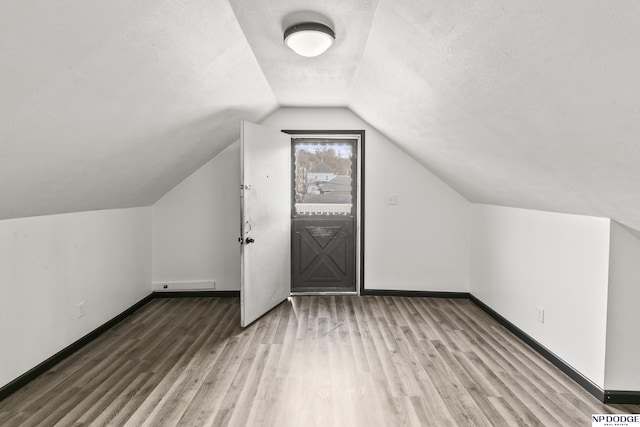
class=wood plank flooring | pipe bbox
[0,296,638,426]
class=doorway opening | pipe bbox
[285,131,364,294]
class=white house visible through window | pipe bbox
[293,143,354,216]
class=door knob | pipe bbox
[245,237,255,244]
[238,237,243,245]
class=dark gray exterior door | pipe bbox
[291,138,357,292]
[293,217,355,292]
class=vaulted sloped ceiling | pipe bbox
[350,0,640,229]
[0,0,277,219]
[2,1,640,230]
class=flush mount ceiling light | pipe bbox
[284,22,335,57]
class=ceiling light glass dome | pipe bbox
[284,22,335,57]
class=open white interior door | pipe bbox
[240,121,291,327]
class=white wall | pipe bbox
[264,108,471,292]
[470,204,610,387]
[0,207,151,389]
[152,143,240,290]
[605,221,640,390]
[152,107,471,292]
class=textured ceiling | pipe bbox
[229,0,379,106]
[2,0,640,231]
[0,0,276,219]
[350,0,640,230]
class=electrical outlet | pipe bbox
[387,195,398,205]
[537,306,544,324]
[77,301,86,318]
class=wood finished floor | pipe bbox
[1,296,638,426]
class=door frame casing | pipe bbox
[283,130,365,295]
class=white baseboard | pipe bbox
[152,280,216,291]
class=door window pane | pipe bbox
[293,141,354,216]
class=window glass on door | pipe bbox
[293,141,354,216]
